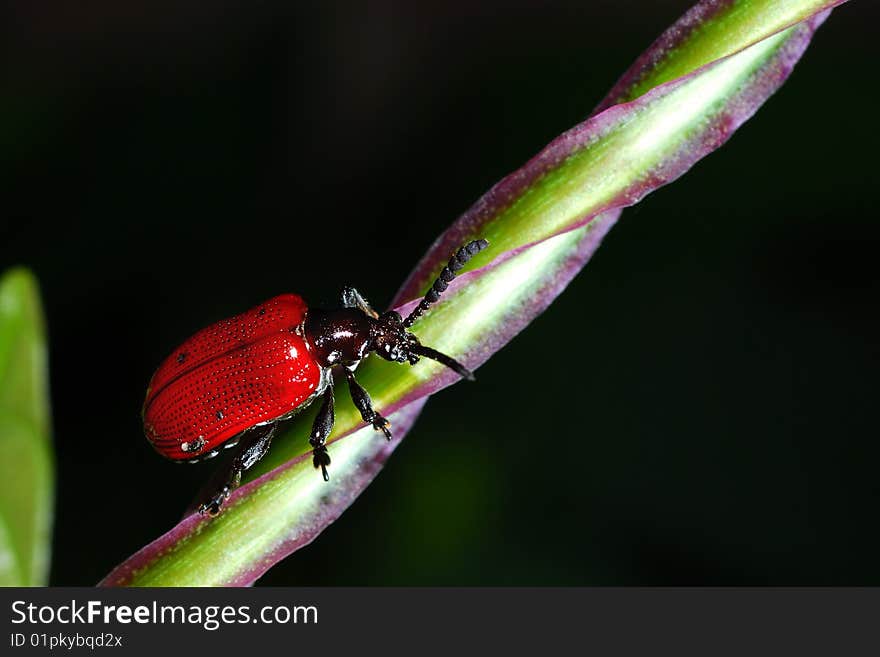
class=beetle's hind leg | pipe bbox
[198,423,277,517]
[342,366,391,439]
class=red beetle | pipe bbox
[143,239,487,515]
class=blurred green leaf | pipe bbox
[0,268,54,586]
[0,515,22,586]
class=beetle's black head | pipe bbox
[370,310,474,380]
[371,310,416,364]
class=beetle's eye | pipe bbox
[381,310,403,325]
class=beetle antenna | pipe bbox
[403,239,489,328]
[412,345,475,381]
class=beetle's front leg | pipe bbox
[342,366,391,439]
[340,286,379,319]
[198,423,277,517]
[308,382,336,481]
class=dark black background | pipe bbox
[2,1,877,586]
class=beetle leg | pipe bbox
[340,286,379,319]
[342,366,391,439]
[198,423,277,517]
[308,381,336,482]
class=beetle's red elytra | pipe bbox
[143,294,320,461]
[142,239,488,516]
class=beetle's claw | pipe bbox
[198,487,230,517]
[312,445,331,481]
[373,416,392,440]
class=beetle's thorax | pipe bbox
[303,308,420,369]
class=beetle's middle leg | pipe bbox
[342,366,391,439]
[198,423,276,517]
[309,381,336,481]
